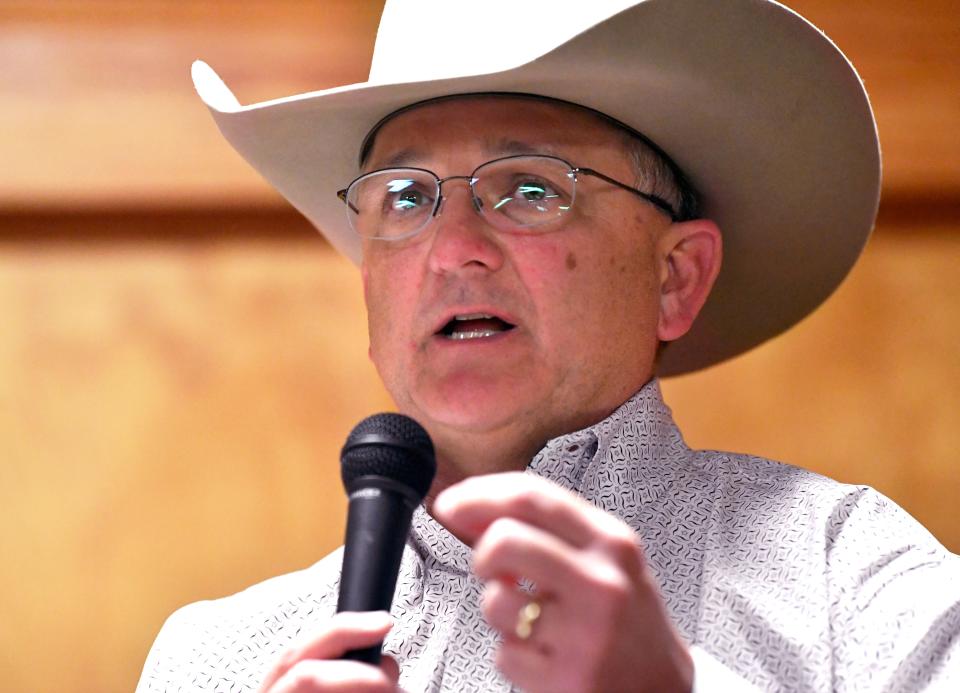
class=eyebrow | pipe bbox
[378,147,421,168]
[370,138,565,170]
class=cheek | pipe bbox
[362,255,412,355]
[569,245,659,338]
[364,240,438,363]
[509,236,607,336]
[508,234,571,286]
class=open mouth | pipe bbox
[438,313,517,341]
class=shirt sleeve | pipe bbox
[826,487,960,691]
[134,553,345,692]
[690,645,763,692]
[135,601,213,693]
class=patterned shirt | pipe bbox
[137,380,960,692]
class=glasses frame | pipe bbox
[336,154,679,241]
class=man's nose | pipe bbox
[427,181,505,275]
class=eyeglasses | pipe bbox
[336,154,678,241]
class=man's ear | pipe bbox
[656,219,722,342]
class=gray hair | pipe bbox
[622,133,701,222]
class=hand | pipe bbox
[433,472,693,693]
[258,611,401,693]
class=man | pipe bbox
[138,1,959,691]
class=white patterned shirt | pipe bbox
[137,380,960,692]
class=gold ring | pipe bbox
[514,600,542,640]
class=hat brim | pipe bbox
[192,0,880,376]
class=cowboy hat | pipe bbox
[191,0,881,376]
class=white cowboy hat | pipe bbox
[191,0,881,376]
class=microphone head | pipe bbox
[341,413,436,501]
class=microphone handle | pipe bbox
[337,481,417,663]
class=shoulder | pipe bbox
[174,546,343,631]
[691,448,874,519]
[136,548,343,693]
[687,449,951,565]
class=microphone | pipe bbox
[336,413,436,664]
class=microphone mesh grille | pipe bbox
[341,413,436,500]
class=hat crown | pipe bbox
[368,0,639,84]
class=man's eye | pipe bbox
[391,189,428,210]
[381,179,434,214]
[490,175,565,216]
[504,177,564,212]
[516,181,553,202]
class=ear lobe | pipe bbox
[657,219,723,342]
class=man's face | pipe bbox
[360,97,671,461]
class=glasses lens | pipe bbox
[346,169,438,239]
[474,156,575,229]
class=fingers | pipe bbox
[284,611,393,662]
[435,473,682,692]
[482,581,560,692]
[481,580,551,648]
[258,611,396,693]
[267,659,398,693]
[495,644,555,693]
[472,516,583,589]
[435,473,644,579]
[379,654,400,683]
[433,472,627,550]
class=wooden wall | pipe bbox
[1,2,957,692]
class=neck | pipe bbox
[423,424,547,506]
[411,378,659,504]
[420,400,631,505]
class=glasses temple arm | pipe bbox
[575,167,679,221]
[337,189,361,215]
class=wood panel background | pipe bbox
[1,2,957,692]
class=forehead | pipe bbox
[363,96,630,169]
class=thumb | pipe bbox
[381,654,401,683]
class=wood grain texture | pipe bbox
[1,0,957,209]
[788,0,960,196]
[0,239,391,692]
[0,0,384,209]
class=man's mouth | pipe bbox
[438,313,517,341]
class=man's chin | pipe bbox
[407,376,540,436]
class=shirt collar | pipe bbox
[409,378,688,573]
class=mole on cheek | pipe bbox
[565,251,578,271]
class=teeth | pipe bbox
[441,312,512,340]
[448,329,497,340]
